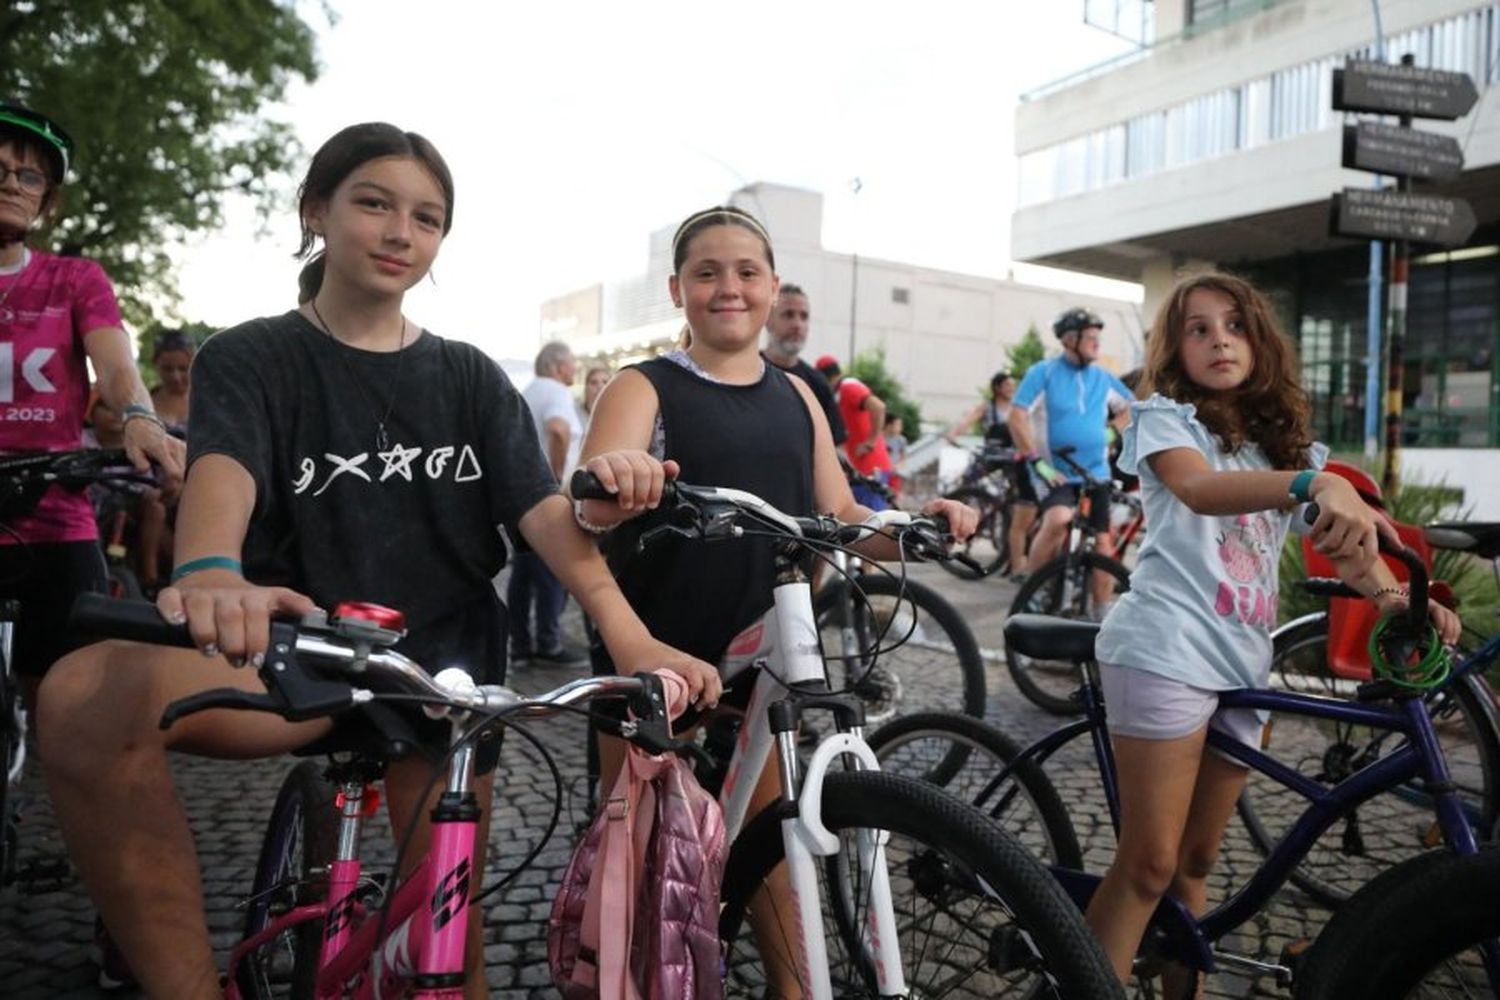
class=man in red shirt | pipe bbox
[815,355,893,507]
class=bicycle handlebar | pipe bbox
[1302,502,1431,642]
[68,594,678,752]
[569,469,962,566]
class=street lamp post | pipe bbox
[848,177,862,364]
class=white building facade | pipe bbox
[541,183,1144,427]
[1013,0,1500,513]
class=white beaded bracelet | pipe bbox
[573,499,612,535]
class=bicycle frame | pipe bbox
[989,662,1499,983]
[225,744,481,999]
[714,556,907,1000]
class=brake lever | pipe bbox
[635,520,700,552]
[159,689,283,730]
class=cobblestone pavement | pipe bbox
[0,566,1349,997]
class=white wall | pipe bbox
[1403,449,1500,520]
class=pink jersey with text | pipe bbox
[0,250,122,543]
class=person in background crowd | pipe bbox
[581,363,611,422]
[508,340,588,666]
[883,412,907,499]
[815,353,892,509]
[762,282,846,445]
[136,331,195,595]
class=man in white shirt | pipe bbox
[508,341,586,665]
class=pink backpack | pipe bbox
[548,671,726,999]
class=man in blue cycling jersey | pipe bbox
[1008,308,1132,580]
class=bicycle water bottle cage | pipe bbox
[1367,613,1450,691]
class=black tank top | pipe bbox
[602,358,815,664]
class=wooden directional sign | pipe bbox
[1333,61,1479,120]
[1331,188,1477,246]
[1342,122,1464,181]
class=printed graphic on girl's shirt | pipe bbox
[1213,512,1277,627]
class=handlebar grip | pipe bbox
[69,594,196,649]
[1301,502,1429,624]
[569,468,615,501]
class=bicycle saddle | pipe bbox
[1425,522,1500,561]
[1004,614,1099,663]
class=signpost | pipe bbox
[1334,60,1479,120]
[1342,122,1463,182]
[1330,188,1477,244]
[1330,54,1478,493]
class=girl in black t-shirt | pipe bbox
[38,123,719,998]
[576,205,977,994]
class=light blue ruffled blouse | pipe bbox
[1094,394,1328,691]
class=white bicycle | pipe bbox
[573,470,1121,999]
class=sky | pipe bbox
[173,1,1142,362]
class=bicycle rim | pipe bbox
[1006,552,1129,716]
[718,771,1121,999]
[817,576,986,726]
[1240,619,1500,908]
[867,712,1083,869]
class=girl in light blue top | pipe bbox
[1086,272,1461,994]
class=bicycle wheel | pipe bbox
[867,711,1082,869]
[718,770,1121,999]
[1006,551,1131,715]
[1294,846,1500,999]
[237,759,338,1000]
[816,574,987,725]
[0,654,16,885]
[939,485,1010,580]
[1237,616,1500,909]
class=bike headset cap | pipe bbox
[0,101,73,184]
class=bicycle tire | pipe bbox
[0,651,15,885]
[1006,551,1131,715]
[1236,615,1500,909]
[939,485,1010,580]
[867,711,1083,869]
[718,769,1122,999]
[238,759,338,1000]
[1294,846,1500,999]
[815,573,987,725]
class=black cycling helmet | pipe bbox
[0,101,73,184]
[1053,307,1103,340]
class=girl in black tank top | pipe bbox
[574,205,978,995]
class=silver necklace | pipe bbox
[310,300,410,452]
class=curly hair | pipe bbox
[1139,272,1314,470]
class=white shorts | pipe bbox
[1098,662,1264,764]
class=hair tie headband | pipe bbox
[670,206,772,261]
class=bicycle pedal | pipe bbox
[1278,939,1311,986]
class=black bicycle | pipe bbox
[0,448,155,887]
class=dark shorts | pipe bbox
[1039,482,1112,534]
[0,540,108,677]
[1005,462,1039,505]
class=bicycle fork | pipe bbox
[764,577,907,999]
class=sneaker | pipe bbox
[93,916,138,991]
[509,645,532,667]
[532,643,589,667]
[1006,571,1029,585]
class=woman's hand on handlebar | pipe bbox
[613,635,721,711]
[1373,589,1463,646]
[122,414,186,499]
[577,451,679,515]
[156,571,318,667]
[921,496,978,543]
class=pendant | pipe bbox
[377,423,390,453]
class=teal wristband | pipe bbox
[170,556,244,583]
[1289,470,1318,503]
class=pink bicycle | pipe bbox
[71,594,676,999]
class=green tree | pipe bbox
[849,348,921,437]
[0,1,322,324]
[1004,324,1046,380]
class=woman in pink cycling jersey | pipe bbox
[0,100,183,697]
